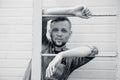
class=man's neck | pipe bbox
[54,45,66,52]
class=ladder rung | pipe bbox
[41,54,117,57]
[42,14,117,17]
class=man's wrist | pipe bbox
[58,52,64,59]
[68,7,76,16]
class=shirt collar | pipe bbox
[51,45,68,54]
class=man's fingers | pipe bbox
[79,6,85,12]
[81,5,87,13]
[83,8,89,14]
[52,66,56,73]
[85,9,90,14]
[46,65,56,78]
[45,55,62,78]
[73,5,92,19]
[46,66,50,78]
[50,66,56,76]
[45,68,48,78]
[49,66,53,77]
[85,9,92,16]
[82,8,92,19]
[48,67,51,78]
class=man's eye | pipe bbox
[61,29,67,33]
[52,28,58,32]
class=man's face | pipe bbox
[50,21,72,47]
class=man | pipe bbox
[23,6,98,80]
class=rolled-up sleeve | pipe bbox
[70,46,98,72]
[70,57,94,72]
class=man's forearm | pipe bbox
[43,7,74,15]
[45,46,98,78]
[59,46,98,58]
[42,6,91,19]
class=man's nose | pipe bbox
[57,31,62,36]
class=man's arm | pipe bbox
[60,46,98,58]
[43,5,91,19]
[70,46,98,71]
[46,46,98,78]
[48,46,98,67]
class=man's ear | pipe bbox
[46,20,52,41]
[69,31,72,36]
[49,29,51,35]
[46,29,51,41]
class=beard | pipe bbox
[51,39,66,47]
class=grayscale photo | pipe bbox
[22,0,119,80]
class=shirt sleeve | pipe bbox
[70,46,98,72]
[70,57,95,72]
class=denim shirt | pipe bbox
[41,42,95,80]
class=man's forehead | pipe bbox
[51,21,71,28]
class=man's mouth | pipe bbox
[55,38,63,40]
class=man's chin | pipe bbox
[52,40,66,47]
[54,42,65,47]
[55,43,63,47]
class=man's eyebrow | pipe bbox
[62,28,67,30]
[52,28,58,31]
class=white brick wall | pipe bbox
[116,2,120,80]
[0,0,119,80]
[0,0,32,80]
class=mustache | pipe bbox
[51,39,66,47]
[55,38,63,40]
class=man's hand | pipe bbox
[72,5,92,19]
[89,46,99,57]
[45,54,63,78]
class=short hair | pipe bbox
[51,17,71,29]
